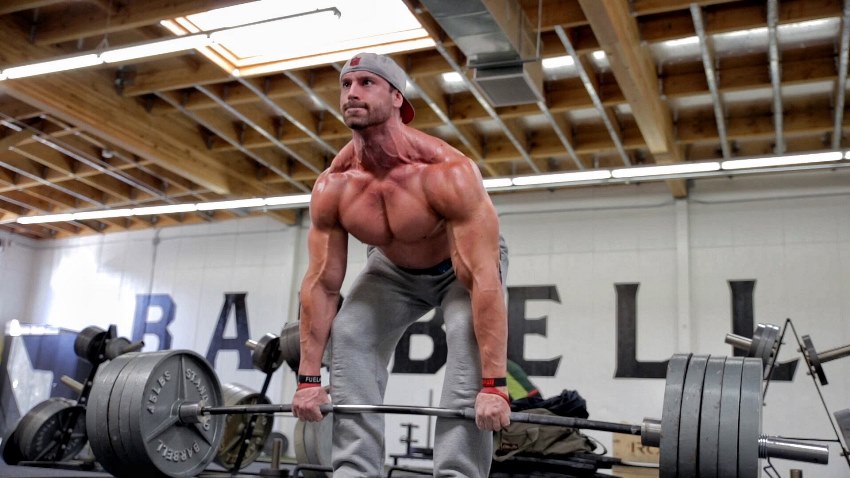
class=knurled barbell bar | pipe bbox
[724,323,781,378]
[800,334,850,386]
[86,351,829,478]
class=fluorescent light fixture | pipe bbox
[264,194,312,207]
[4,54,101,79]
[100,34,212,63]
[513,170,612,186]
[542,55,575,69]
[132,204,198,215]
[18,213,75,224]
[441,72,464,84]
[483,178,513,189]
[197,198,266,211]
[612,162,720,178]
[722,152,844,170]
[663,35,700,48]
[592,50,607,60]
[73,209,132,220]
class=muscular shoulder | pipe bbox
[310,144,358,228]
[419,142,487,221]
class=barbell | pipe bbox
[85,350,829,478]
[800,334,850,386]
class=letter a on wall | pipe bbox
[206,293,253,369]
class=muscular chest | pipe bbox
[338,175,444,245]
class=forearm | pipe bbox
[298,285,339,376]
[471,284,508,379]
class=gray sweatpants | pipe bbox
[329,239,509,478]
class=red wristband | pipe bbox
[297,382,322,391]
[481,387,510,404]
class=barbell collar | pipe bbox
[245,339,259,351]
[759,437,829,464]
[725,333,753,351]
[640,418,662,447]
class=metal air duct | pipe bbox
[419,0,543,107]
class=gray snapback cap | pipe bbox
[340,52,414,124]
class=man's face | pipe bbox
[340,71,400,130]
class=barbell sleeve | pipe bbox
[60,375,84,394]
[725,333,753,351]
[759,437,830,464]
[817,343,850,364]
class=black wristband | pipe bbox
[298,375,322,384]
[482,377,507,387]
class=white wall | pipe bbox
[0,231,38,324]
[2,169,849,476]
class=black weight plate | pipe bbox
[75,326,106,362]
[760,325,779,372]
[279,322,300,372]
[108,352,145,469]
[86,353,137,474]
[118,352,164,471]
[18,397,66,460]
[1,425,25,465]
[18,398,85,461]
[748,324,765,358]
[698,356,726,478]
[677,355,708,477]
[738,358,763,478]
[124,350,224,478]
[717,357,744,478]
[802,335,827,385]
[659,353,691,478]
[251,334,283,373]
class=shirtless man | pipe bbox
[291,52,510,477]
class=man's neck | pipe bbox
[351,121,411,172]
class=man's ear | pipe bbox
[392,88,404,109]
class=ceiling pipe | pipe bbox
[690,4,731,160]
[832,0,850,149]
[554,25,630,167]
[767,0,785,154]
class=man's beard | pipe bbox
[344,102,391,129]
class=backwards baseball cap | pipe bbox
[340,52,415,124]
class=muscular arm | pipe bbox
[425,157,507,381]
[298,176,348,378]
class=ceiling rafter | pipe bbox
[578,0,686,197]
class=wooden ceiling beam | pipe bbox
[578,0,686,197]
[0,18,234,195]
[32,0,254,45]
[640,0,840,43]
